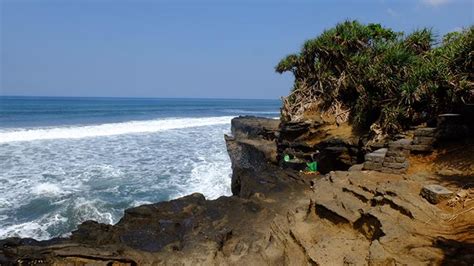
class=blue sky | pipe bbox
[1,0,473,99]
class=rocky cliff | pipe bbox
[1,116,473,265]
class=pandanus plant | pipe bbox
[276,20,473,139]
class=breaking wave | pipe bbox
[0,116,234,143]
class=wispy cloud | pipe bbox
[386,8,399,17]
[421,0,451,7]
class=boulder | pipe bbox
[421,184,454,204]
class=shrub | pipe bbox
[276,21,473,138]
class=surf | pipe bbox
[0,116,234,143]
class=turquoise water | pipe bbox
[0,97,281,239]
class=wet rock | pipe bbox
[421,184,454,204]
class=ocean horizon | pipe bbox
[0,96,281,239]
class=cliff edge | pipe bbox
[1,116,473,265]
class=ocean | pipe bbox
[0,96,281,240]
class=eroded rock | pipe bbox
[421,184,454,204]
[1,117,472,265]
[230,116,280,140]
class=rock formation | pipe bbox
[1,116,473,265]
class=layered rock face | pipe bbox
[277,120,364,173]
[1,116,473,265]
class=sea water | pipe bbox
[0,97,280,239]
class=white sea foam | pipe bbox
[0,118,233,240]
[131,200,153,207]
[186,159,232,199]
[0,197,114,240]
[0,214,68,240]
[32,183,62,196]
[0,116,234,143]
[71,198,115,225]
[170,127,232,200]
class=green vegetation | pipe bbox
[276,21,473,138]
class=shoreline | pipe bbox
[1,116,473,264]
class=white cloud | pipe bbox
[387,8,399,17]
[421,0,451,6]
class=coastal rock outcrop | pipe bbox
[230,115,280,141]
[1,116,473,265]
[224,116,312,199]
